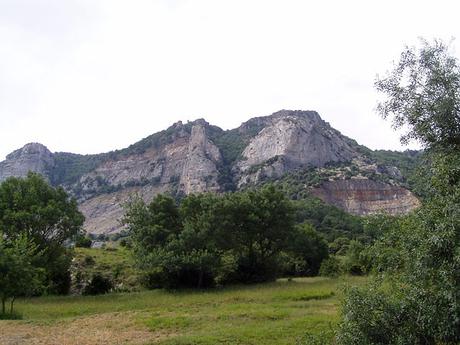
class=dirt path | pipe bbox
[0,312,167,345]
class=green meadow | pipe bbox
[1,276,365,345]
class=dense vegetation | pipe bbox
[0,173,84,297]
[122,186,333,289]
[337,39,460,344]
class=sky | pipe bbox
[1,0,459,160]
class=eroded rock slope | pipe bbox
[0,110,421,234]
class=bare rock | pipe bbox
[312,178,421,215]
[0,143,54,182]
[236,110,358,186]
[179,123,222,194]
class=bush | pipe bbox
[337,285,419,345]
[319,256,341,277]
[75,235,92,248]
[83,273,113,295]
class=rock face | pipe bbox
[0,110,421,234]
[74,120,222,233]
[179,121,222,194]
[0,143,54,182]
[236,110,358,187]
[312,178,421,216]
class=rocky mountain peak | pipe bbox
[6,142,51,159]
[189,118,209,126]
[269,109,322,121]
[0,110,421,234]
[0,143,54,182]
[235,110,359,186]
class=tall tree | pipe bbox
[0,235,44,315]
[0,173,84,294]
[222,185,295,282]
[338,39,460,344]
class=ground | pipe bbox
[0,276,364,345]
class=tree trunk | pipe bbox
[10,297,15,314]
[197,270,204,289]
[2,297,5,314]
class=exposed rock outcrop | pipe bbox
[0,143,54,182]
[179,121,222,194]
[0,110,421,234]
[74,120,222,233]
[312,178,421,215]
[236,110,358,187]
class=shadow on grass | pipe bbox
[0,312,23,320]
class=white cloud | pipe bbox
[1,0,459,159]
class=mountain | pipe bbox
[0,110,421,234]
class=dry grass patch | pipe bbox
[0,312,168,345]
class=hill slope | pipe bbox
[0,110,421,234]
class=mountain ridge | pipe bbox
[0,110,421,234]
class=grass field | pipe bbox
[0,276,365,345]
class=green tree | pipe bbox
[338,39,460,344]
[0,235,44,316]
[376,39,460,151]
[221,185,296,283]
[124,186,299,288]
[0,173,84,294]
[123,193,224,289]
[123,194,181,260]
[283,223,329,276]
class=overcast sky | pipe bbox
[1,0,459,160]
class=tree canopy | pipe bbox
[0,235,44,316]
[123,185,328,288]
[338,39,460,344]
[376,39,460,151]
[0,173,84,294]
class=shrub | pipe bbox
[75,235,92,248]
[83,273,113,295]
[319,256,341,277]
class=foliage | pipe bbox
[341,240,369,275]
[51,152,111,186]
[0,173,84,294]
[82,273,113,295]
[376,39,460,150]
[283,223,329,277]
[294,198,364,242]
[71,247,140,294]
[124,193,224,289]
[122,186,328,288]
[75,234,92,248]
[319,256,342,278]
[0,235,44,316]
[219,185,296,283]
[338,39,460,344]
[208,119,266,166]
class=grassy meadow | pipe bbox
[0,274,365,345]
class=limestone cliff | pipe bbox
[179,121,222,194]
[0,110,422,234]
[235,110,358,187]
[0,143,54,182]
[73,120,222,233]
[312,178,420,216]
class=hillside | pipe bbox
[0,110,421,234]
